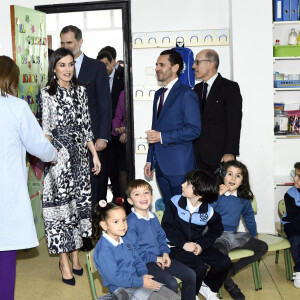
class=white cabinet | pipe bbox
[273,21,300,228]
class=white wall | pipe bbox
[1,0,276,232]
[231,0,275,233]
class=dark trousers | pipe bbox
[0,250,16,300]
[155,164,185,205]
[287,234,300,272]
[284,224,300,272]
[195,153,218,176]
[89,150,103,209]
[214,237,268,287]
[170,246,231,294]
[98,138,121,200]
[147,260,196,300]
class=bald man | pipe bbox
[192,49,242,176]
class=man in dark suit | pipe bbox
[96,51,124,201]
[99,45,123,73]
[60,25,111,251]
[193,49,242,175]
[144,49,201,205]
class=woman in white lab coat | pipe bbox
[0,55,57,300]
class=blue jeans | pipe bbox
[147,259,196,300]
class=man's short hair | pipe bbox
[100,46,117,60]
[205,50,219,70]
[295,162,300,170]
[126,179,153,198]
[97,51,113,62]
[160,49,183,76]
[60,25,82,41]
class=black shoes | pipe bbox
[68,254,84,276]
[81,237,94,252]
[59,263,75,286]
[225,284,245,300]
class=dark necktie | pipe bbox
[157,88,168,118]
[202,82,208,111]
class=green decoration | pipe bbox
[13,6,48,240]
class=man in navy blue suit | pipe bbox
[144,49,201,205]
[60,25,111,251]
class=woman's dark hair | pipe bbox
[0,56,20,97]
[224,160,254,200]
[185,170,219,204]
[92,202,125,241]
[294,162,300,170]
[47,48,82,95]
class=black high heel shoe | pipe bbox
[59,262,75,286]
[68,254,84,276]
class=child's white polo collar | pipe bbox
[102,231,124,246]
[224,190,238,197]
[131,207,155,221]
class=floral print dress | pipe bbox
[40,84,93,254]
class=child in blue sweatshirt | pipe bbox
[162,170,231,300]
[126,179,196,300]
[92,201,180,300]
[282,162,300,288]
[211,160,268,300]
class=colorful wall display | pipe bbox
[10,5,48,239]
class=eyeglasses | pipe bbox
[193,59,211,66]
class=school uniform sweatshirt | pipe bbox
[161,195,223,250]
[210,194,257,237]
[93,234,148,293]
[282,187,300,235]
[126,211,170,263]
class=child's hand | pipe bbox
[143,275,160,290]
[156,256,164,269]
[219,184,230,195]
[162,253,171,268]
[183,242,197,252]
[193,244,202,255]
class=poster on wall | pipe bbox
[10,5,48,239]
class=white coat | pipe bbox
[0,94,57,251]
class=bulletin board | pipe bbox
[10,5,48,239]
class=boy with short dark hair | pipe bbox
[282,162,300,288]
[161,170,231,300]
[126,179,196,300]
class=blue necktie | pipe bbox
[157,88,168,118]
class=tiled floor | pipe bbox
[15,238,300,300]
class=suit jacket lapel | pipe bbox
[204,73,222,112]
[78,54,88,81]
[157,80,180,120]
[153,88,162,122]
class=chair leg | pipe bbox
[218,287,223,299]
[252,261,259,291]
[284,249,293,281]
[255,260,262,289]
[275,250,279,264]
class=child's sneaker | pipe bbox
[199,282,219,299]
[293,272,300,288]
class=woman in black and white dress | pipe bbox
[40,48,100,286]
